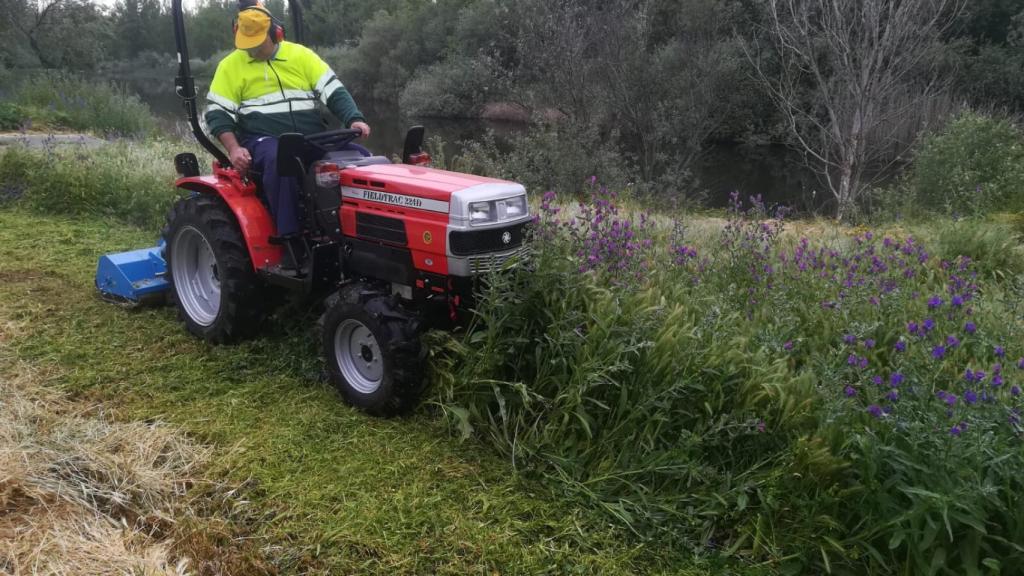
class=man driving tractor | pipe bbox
[204,0,371,264]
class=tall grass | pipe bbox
[9,72,157,138]
[0,138,202,229]
[433,185,1024,574]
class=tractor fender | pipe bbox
[175,175,283,269]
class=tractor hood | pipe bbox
[340,164,526,205]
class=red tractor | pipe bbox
[95,0,530,416]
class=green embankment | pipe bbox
[0,209,705,574]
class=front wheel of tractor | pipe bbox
[321,294,425,417]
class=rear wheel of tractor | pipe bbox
[321,295,425,417]
[162,194,264,343]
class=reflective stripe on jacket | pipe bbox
[204,41,363,140]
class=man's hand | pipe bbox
[229,146,252,173]
[350,121,371,138]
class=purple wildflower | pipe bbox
[890,373,904,387]
[923,318,936,333]
[927,295,943,309]
[864,339,876,349]
[847,354,858,366]
[895,341,907,353]
[1018,358,1024,370]
[992,375,1004,388]
[932,345,946,359]
[843,334,857,345]
[1013,386,1021,397]
[964,390,978,405]
[887,390,900,402]
[975,371,987,383]
[965,369,975,382]
[946,335,960,348]
[844,385,857,397]
[783,341,794,351]
[965,322,977,335]
[872,375,883,386]
[907,321,919,335]
[858,357,869,370]
[995,346,1006,358]
[867,404,883,418]
[952,295,964,307]
[950,424,962,436]
[945,393,958,406]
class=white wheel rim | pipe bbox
[172,226,221,327]
[334,319,383,394]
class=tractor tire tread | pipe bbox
[322,291,426,417]
[162,194,265,344]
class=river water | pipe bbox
[140,80,823,211]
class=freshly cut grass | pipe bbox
[0,345,202,574]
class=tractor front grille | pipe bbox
[449,222,528,256]
[467,245,531,274]
[357,212,407,245]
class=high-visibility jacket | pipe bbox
[204,41,363,141]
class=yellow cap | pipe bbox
[235,8,271,50]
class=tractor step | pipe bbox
[259,263,313,293]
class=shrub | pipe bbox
[398,55,510,118]
[14,72,156,138]
[0,102,22,131]
[909,112,1024,216]
[453,121,634,197]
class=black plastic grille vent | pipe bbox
[449,222,528,256]
[356,212,407,245]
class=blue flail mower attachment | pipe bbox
[95,241,171,305]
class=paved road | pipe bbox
[0,133,107,149]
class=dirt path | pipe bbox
[0,132,107,149]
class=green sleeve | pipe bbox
[304,46,365,128]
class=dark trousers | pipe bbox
[243,136,301,236]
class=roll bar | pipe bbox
[172,0,306,165]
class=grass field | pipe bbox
[0,208,721,575]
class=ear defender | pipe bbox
[270,19,286,43]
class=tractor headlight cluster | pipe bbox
[469,196,528,226]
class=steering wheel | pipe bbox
[304,127,363,154]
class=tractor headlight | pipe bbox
[470,201,496,225]
[501,196,527,219]
[469,196,527,226]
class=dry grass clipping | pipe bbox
[0,335,210,575]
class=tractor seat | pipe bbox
[323,149,391,167]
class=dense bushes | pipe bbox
[909,112,1024,217]
[433,187,1024,573]
[451,122,634,197]
[399,55,510,118]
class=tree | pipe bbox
[0,0,111,69]
[748,0,964,220]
